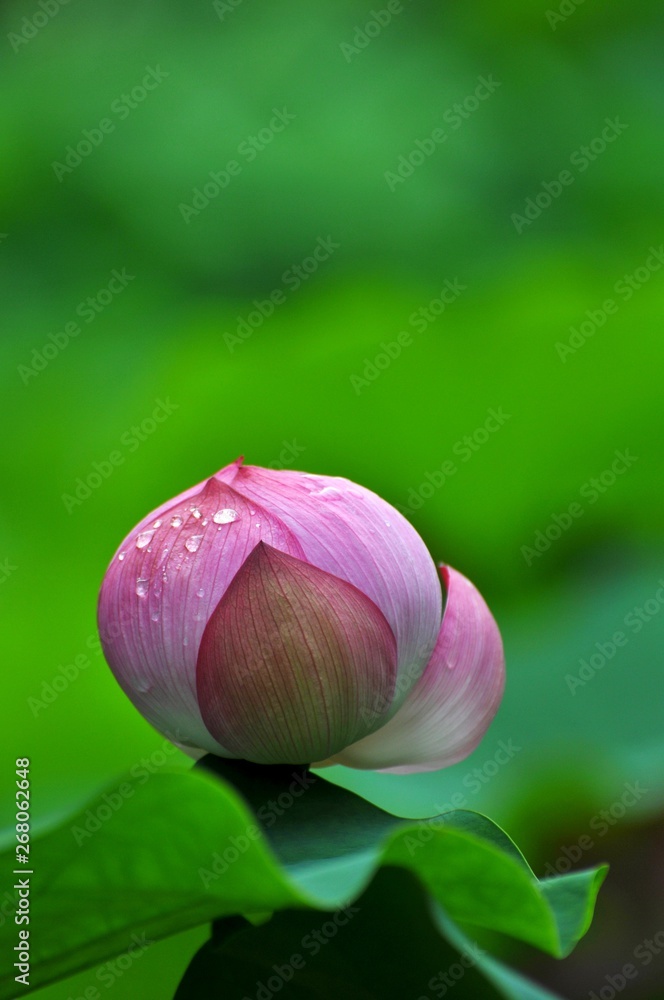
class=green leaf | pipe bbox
[174,867,566,1000]
[0,761,606,998]
[201,758,606,957]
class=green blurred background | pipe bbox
[1,0,663,996]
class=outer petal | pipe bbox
[213,464,442,706]
[196,543,398,764]
[97,474,306,754]
[320,566,505,773]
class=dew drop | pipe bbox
[201,518,209,527]
[151,611,160,622]
[136,530,154,549]
[191,507,202,519]
[183,636,189,647]
[197,588,205,598]
[153,519,163,528]
[313,486,343,501]
[136,579,149,598]
[117,552,125,561]
[170,515,183,528]
[185,535,203,553]
[213,508,239,524]
[162,573,168,583]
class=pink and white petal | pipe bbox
[213,464,442,704]
[196,543,398,764]
[319,566,505,773]
[98,476,305,755]
[112,457,245,550]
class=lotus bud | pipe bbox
[98,459,504,771]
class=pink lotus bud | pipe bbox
[98,459,504,771]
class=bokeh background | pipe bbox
[1,0,663,996]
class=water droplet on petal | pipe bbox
[185,535,203,553]
[170,515,183,528]
[136,530,154,549]
[136,579,149,598]
[183,636,189,646]
[162,573,168,583]
[313,486,343,501]
[213,508,239,524]
[151,611,160,622]
[197,588,205,598]
[201,518,209,527]
[153,519,163,528]
[384,520,391,527]
[191,507,202,519]
[117,552,125,561]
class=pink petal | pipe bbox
[319,566,505,772]
[97,475,305,754]
[196,543,398,764]
[121,457,244,540]
[213,464,442,704]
